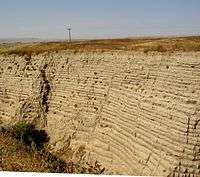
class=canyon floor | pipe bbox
[0,36,200,176]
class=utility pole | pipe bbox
[67,28,72,42]
[65,25,72,42]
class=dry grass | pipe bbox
[0,132,50,172]
[0,122,105,174]
[0,36,200,56]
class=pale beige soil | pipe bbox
[0,50,200,176]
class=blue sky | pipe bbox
[0,0,200,39]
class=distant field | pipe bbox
[0,36,200,56]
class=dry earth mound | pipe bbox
[0,50,200,176]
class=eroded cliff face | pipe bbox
[0,51,200,176]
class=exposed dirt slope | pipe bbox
[0,129,105,174]
[0,132,50,172]
[0,50,200,176]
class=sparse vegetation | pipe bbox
[144,44,167,53]
[3,120,49,149]
[0,121,105,174]
[0,36,200,56]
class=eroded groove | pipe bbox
[40,64,51,113]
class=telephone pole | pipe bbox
[65,25,72,42]
[67,28,72,42]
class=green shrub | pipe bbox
[9,120,31,141]
[6,121,49,149]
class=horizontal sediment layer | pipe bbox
[0,51,200,176]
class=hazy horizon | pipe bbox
[0,0,200,40]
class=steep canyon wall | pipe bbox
[0,51,200,176]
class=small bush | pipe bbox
[155,45,167,52]
[144,45,167,53]
[6,121,49,149]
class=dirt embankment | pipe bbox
[0,50,200,176]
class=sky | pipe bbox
[0,0,200,39]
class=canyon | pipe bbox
[0,49,200,176]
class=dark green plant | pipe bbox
[7,121,49,149]
[9,120,31,141]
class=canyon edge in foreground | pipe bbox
[0,49,200,176]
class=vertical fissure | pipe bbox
[40,64,51,125]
